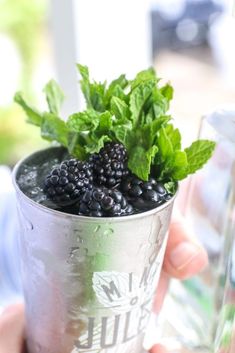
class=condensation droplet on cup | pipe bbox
[94,225,101,233]
[70,247,88,260]
[75,233,84,243]
[23,217,34,231]
[104,228,114,237]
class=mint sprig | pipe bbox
[14,64,216,184]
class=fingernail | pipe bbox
[169,241,202,270]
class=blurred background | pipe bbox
[1,1,235,352]
[1,0,235,166]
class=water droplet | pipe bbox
[74,229,82,234]
[23,216,33,231]
[74,229,84,244]
[76,233,84,243]
[104,228,114,237]
[69,246,88,260]
[94,225,101,233]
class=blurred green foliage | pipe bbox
[0,0,46,93]
[0,0,48,165]
[0,106,48,166]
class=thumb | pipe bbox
[163,212,208,280]
[0,303,25,353]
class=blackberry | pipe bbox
[77,187,133,217]
[90,142,129,187]
[44,159,93,206]
[121,176,171,211]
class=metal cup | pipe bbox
[13,148,176,353]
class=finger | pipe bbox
[0,303,25,353]
[153,271,170,314]
[163,213,208,280]
[150,344,168,353]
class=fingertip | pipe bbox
[163,242,208,280]
[150,344,168,353]
[164,214,209,280]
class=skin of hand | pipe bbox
[0,215,208,353]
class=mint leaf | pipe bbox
[171,150,188,180]
[128,145,158,181]
[67,110,99,132]
[67,132,86,160]
[14,92,43,126]
[185,140,216,175]
[15,64,216,186]
[164,181,177,194]
[113,125,131,145]
[160,83,173,103]
[144,116,171,146]
[165,124,181,150]
[130,80,156,125]
[97,111,112,134]
[77,64,90,105]
[43,80,65,115]
[85,135,110,154]
[157,127,173,161]
[131,68,157,90]
[77,64,106,111]
[111,96,130,121]
[41,113,68,147]
[105,74,128,105]
[152,89,170,117]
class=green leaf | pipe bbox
[111,96,130,121]
[152,89,170,117]
[15,64,215,186]
[128,145,158,181]
[160,83,174,102]
[43,79,65,115]
[85,135,111,154]
[130,80,156,125]
[77,64,92,107]
[14,92,43,126]
[41,113,68,147]
[67,110,99,132]
[171,150,188,180]
[67,132,87,160]
[185,140,216,175]
[131,68,157,90]
[77,64,89,82]
[77,64,106,111]
[164,181,177,194]
[105,74,128,105]
[113,125,131,145]
[89,83,106,112]
[144,116,172,145]
[110,85,128,103]
[165,124,181,149]
[157,127,173,161]
[96,111,113,135]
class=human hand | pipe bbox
[0,215,208,353]
[150,212,208,353]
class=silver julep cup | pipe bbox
[13,148,176,353]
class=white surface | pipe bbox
[74,0,152,84]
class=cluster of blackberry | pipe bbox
[90,143,129,187]
[44,142,172,217]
